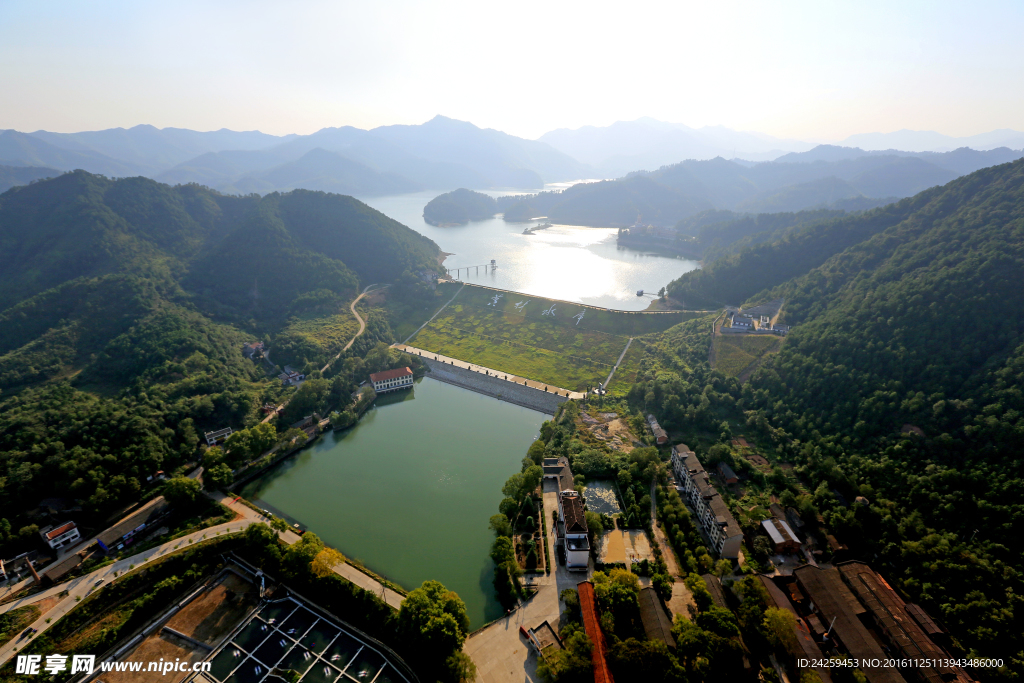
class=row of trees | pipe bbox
[241,522,475,682]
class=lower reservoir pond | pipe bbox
[241,377,545,627]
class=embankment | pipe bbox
[419,357,567,415]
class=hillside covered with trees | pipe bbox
[497,150,1023,228]
[0,171,440,545]
[621,158,1024,675]
[422,188,498,225]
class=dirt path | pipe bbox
[650,479,696,619]
[320,283,382,374]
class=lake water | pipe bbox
[241,377,545,628]
[357,185,700,311]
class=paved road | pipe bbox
[0,494,403,666]
[394,344,584,400]
[601,337,633,391]
[464,479,591,683]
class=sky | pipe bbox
[1,0,1022,141]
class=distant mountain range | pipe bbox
[496,145,1024,228]
[3,118,1023,223]
[538,118,814,176]
[0,117,588,197]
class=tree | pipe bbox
[536,622,593,682]
[696,606,740,638]
[499,497,519,519]
[269,516,289,532]
[502,473,526,502]
[243,523,281,566]
[714,559,732,578]
[398,580,470,675]
[205,462,233,490]
[163,476,201,507]
[684,573,714,612]
[652,573,673,603]
[762,606,798,652]
[489,514,511,537]
[311,546,346,578]
[491,537,516,566]
[527,439,547,465]
[283,532,324,577]
[446,652,477,683]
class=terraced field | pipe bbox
[410,283,701,392]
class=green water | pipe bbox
[241,378,544,627]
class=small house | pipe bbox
[557,491,590,571]
[646,414,668,445]
[731,315,752,328]
[241,341,264,360]
[716,461,738,484]
[369,367,414,394]
[39,521,81,551]
[279,371,305,387]
[204,427,233,447]
[762,518,801,554]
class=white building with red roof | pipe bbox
[40,521,81,550]
[369,367,414,394]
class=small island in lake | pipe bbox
[423,188,498,226]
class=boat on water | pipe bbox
[523,222,553,235]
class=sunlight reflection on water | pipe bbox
[357,186,700,311]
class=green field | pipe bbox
[409,283,699,390]
[713,333,783,378]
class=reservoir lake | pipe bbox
[358,185,700,311]
[241,377,545,628]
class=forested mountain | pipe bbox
[498,154,964,227]
[0,170,439,530]
[738,158,1024,667]
[26,124,291,172]
[216,148,420,197]
[775,143,1024,175]
[0,130,142,177]
[636,159,1024,671]
[422,188,498,225]
[0,164,58,192]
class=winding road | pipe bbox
[0,492,404,668]
[260,284,382,423]
[320,283,383,374]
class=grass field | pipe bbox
[274,310,359,367]
[607,341,647,395]
[409,283,699,390]
[713,334,783,379]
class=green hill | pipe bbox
[422,188,498,225]
[0,171,440,528]
[635,158,1024,668]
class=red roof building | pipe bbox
[577,581,614,683]
[369,367,414,394]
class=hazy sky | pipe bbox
[2,0,1022,140]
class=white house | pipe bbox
[369,367,414,394]
[40,521,81,551]
[204,427,233,447]
[557,490,590,571]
